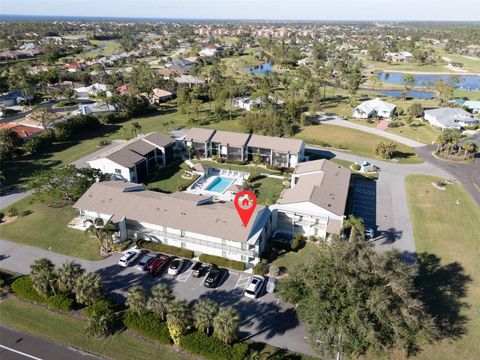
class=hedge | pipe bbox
[11,276,46,303]
[180,331,249,360]
[47,294,74,311]
[136,240,194,259]
[123,311,172,344]
[199,254,245,271]
[84,299,113,318]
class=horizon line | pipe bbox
[1,14,479,23]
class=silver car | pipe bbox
[244,276,265,299]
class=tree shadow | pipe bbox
[414,252,472,339]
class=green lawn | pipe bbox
[404,175,480,360]
[270,242,318,273]
[250,175,284,205]
[0,196,103,260]
[295,124,423,164]
[0,297,190,360]
[83,40,122,57]
[146,161,194,193]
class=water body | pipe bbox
[245,62,273,75]
[366,89,436,99]
[377,72,480,91]
[90,45,107,53]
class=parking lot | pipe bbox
[96,254,314,356]
[349,179,377,231]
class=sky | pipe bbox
[1,0,480,21]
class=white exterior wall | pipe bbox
[80,209,112,223]
[88,158,133,181]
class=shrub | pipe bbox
[11,276,45,303]
[351,163,361,171]
[124,311,172,344]
[291,233,304,251]
[0,212,4,222]
[199,254,245,271]
[224,159,247,166]
[253,262,268,276]
[84,299,113,318]
[180,331,248,360]
[98,140,111,146]
[408,103,424,118]
[308,235,317,242]
[6,207,18,217]
[110,239,132,252]
[269,264,280,277]
[47,294,74,311]
[137,240,194,259]
[387,120,403,128]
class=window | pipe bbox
[180,230,185,237]
[241,255,246,261]
[164,238,168,245]
[181,242,186,248]
[222,251,226,257]
[222,239,226,245]
[241,243,247,251]
[114,168,122,174]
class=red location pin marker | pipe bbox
[234,190,257,228]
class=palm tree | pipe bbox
[194,299,219,335]
[213,306,240,344]
[85,218,116,253]
[85,308,115,338]
[148,284,173,321]
[342,215,365,242]
[73,272,104,306]
[166,299,193,345]
[30,258,57,297]
[462,141,478,160]
[126,285,147,315]
[131,122,142,137]
[56,261,85,293]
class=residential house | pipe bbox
[0,123,43,142]
[75,83,112,98]
[464,101,480,114]
[73,102,118,116]
[210,130,251,161]
[424,107,479,130]
[247,134,304,168]
[199,47,218,57]
[0,90,25,106]
[233,97,263,111]
[352,98,396,119]
[184,128,216,158]
[73,181,272,266]
[63,62,86,73]
[142,88,173,104]
[175,75,206,86]
[269,159,351,239]
[87,132,176,182]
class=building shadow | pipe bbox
[414,252,472,340]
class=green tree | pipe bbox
[194,299,219,335]
[85,218,117,253]
[56,261,85,293]
[130,121,142,137]
[0,128,21,160]
[126,285,148,316]
[213,306,240,344]
[30,258,57,297]
[166,299,192,345]
[73,273,104,306]
[408,103,424,118]
[148,284,173,321]
[342,215,365,242]
[85,308,115,338]
[277,240,437,359]
[375,141,397,159]
[462,141,478,159]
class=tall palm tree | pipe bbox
[194,299,219,335]
[148,284,173,321]
[462,141,478,160]
[85,218,116,253]
[342,215,365,242]
[213,306,240,344]
[166,299,193,345]
[126,285,147,315]
[56,261,85,293]
[73,272,104,306]
[30,258,57,297]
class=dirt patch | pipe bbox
[0,215,18,225]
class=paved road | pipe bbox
[323,119,425,148]
[0,99,94,124]
[0,325,99,360]
[0,190,33,210]
[0,239,315,357]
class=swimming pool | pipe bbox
[205,176,235,193]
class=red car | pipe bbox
[148,254,171,276]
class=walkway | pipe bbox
[323,118,425,148]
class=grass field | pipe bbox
[270,242,318,273]
[0,196,103,260]
[250,175,284,205]
[0,297,190,360]
[146,161,193,193]
[404,175,480,360]
[83,40,122,57]
[295,124,423,163]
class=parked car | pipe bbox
[118,250,142,267]
[266,277,277,293]
[168,258,185,276]
[204,265,225,288]
[365,228,375,240]
[148,254,171,276]
[191,261,204,277]
[134,252,157,271]
[244,275,265,298]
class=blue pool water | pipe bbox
[206,176,234,193]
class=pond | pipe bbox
[376,72,480,90]
[245,62,273,75]
[365,89,436,99]
[90,45,107,53]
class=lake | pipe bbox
[90,45,107,53]
[365,89,436,99]
[245,62,273,75]
[376,72,480,90]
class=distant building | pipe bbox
[0,123,43,142]
[353,98,396,119]
[464,101,480,114]
[424,107,479,130]
[73,102,118,116]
